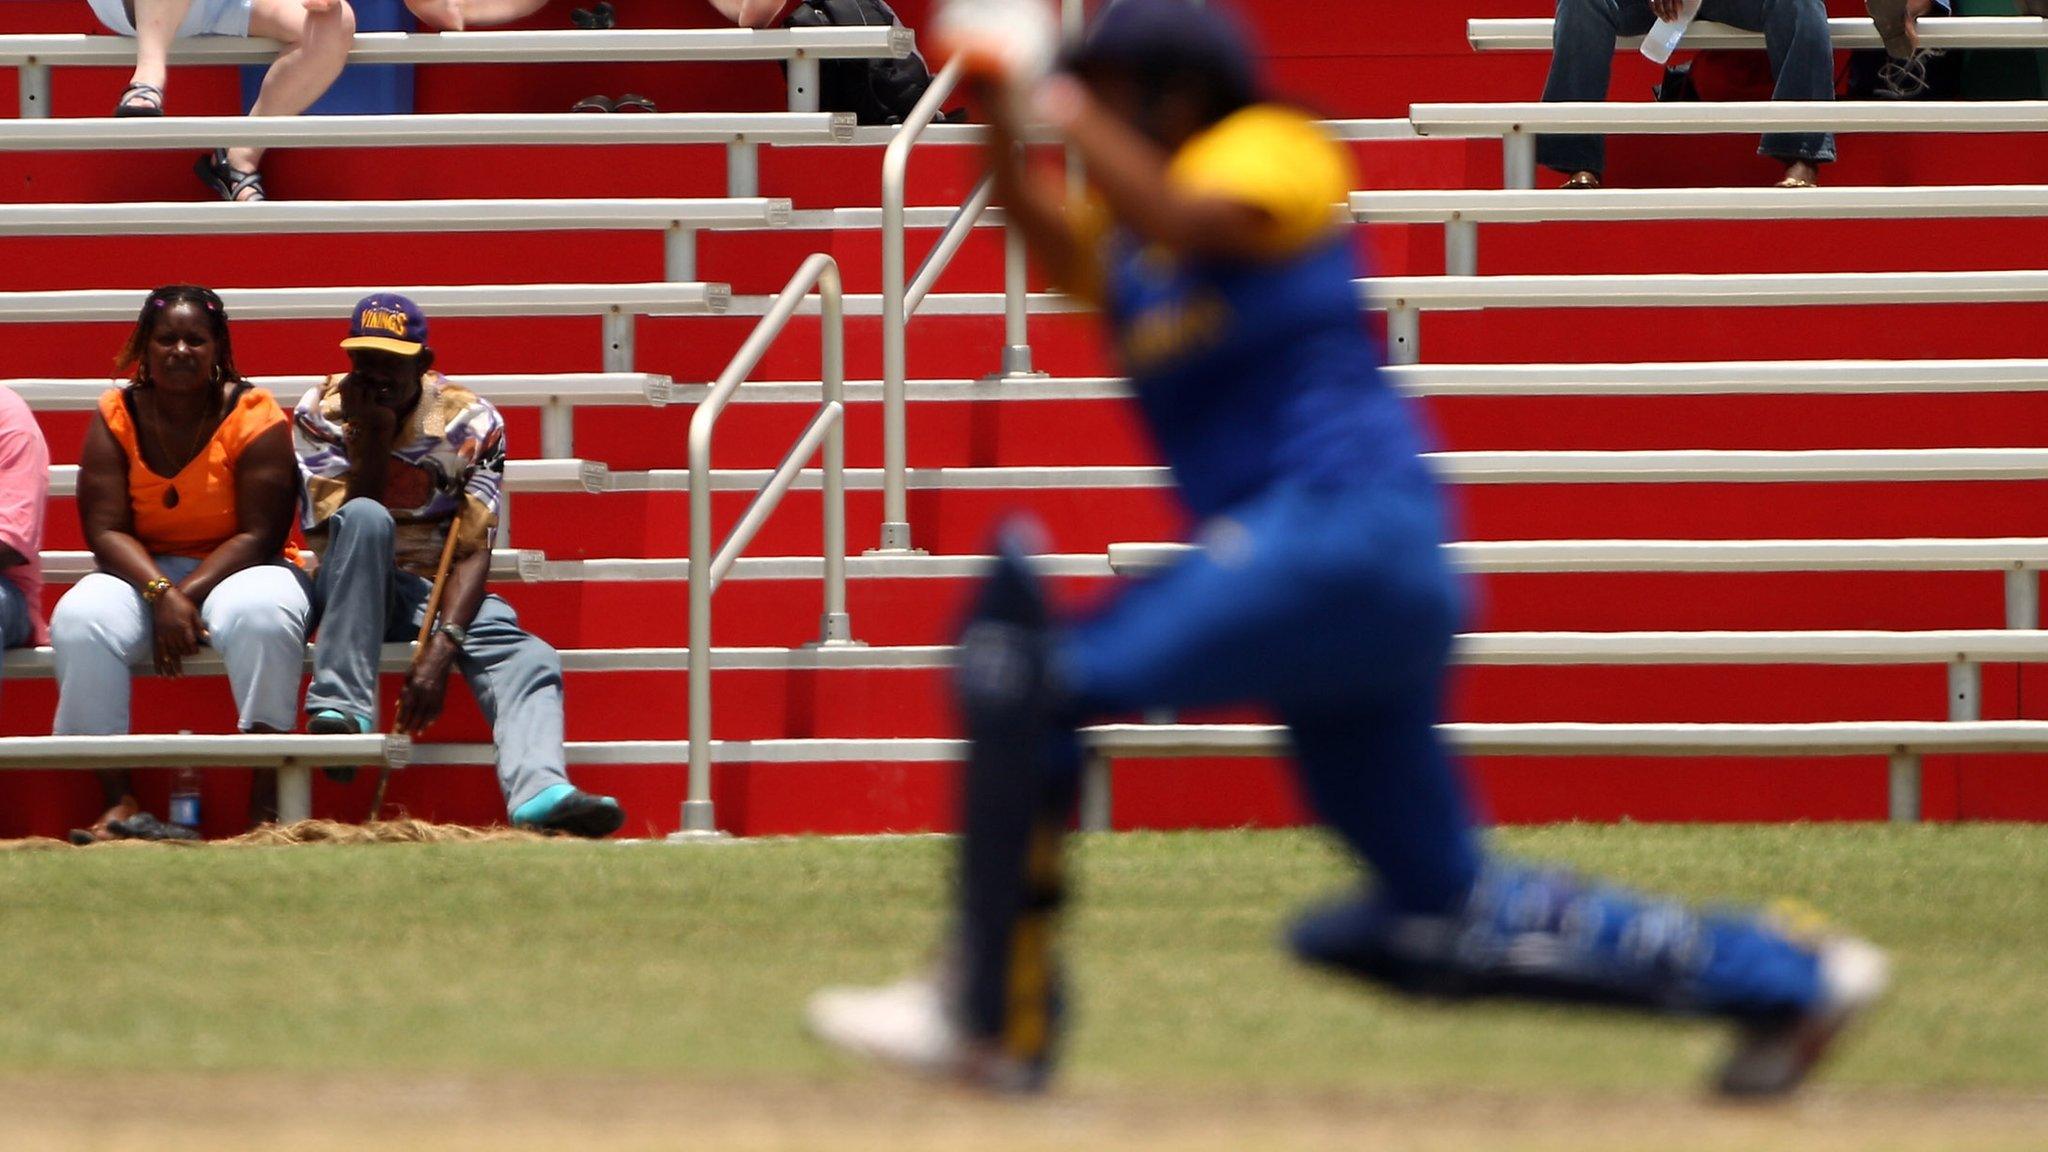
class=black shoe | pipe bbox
[571,2,615,29]
[514,789,625,838]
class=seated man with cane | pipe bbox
[293,294,624,837]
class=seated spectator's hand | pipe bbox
[339,374,403,448]
[152,588,206,677]
[1649,0,1684,20]
[396,649,454,735]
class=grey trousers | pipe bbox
[1538,0,1837,175]
[304,498,570,814]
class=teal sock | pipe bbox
[512,783,578,824]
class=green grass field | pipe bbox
[5,824,2046,1150]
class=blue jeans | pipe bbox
[1059,478,1484,915]
[0,570,32,702]
[1538,0,1837,175]
[304,498,572,815]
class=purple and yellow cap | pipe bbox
[339,293,428,357]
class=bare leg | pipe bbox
[85,770,141,841]
[706,0,791,28]
[125,0,199,102]
[226,0,357,178]
[407,0,554,30]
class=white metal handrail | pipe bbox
[879,54,967,552]
[685,252,852,835]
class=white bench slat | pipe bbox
[1350,185,2048,224]
[0,282,725,322]
[47,448,2043,500]
[769,269,2048,317]
[0,198,787,237]
[0,27,912,67]
[1384,359,2048,396]
[0,732,392,768]
[1109,537,2048,577]
[1467,16,2048,53]
[8,372,673,410]
[1410,101,2048,137]
[1370,269,2048,310]
[1084,720,2048,758]
[0,112,850,151]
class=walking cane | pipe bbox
[367,521,462,822]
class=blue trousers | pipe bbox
[1538,0,1837,175]
[1059,478,1484,915]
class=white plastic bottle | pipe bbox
[1641,0,1705,65]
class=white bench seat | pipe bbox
[1466,16,2048,53]
[1349,187,2048,274]
[1383,359,2048,396]
[0,27,912,67]
[0,111,848,150]
[0,197,788,236]
[1407,101,2048,188]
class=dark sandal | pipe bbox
[613,93,657,113]
[571,94,615,113]
[571,1,616,29]
[107,812,200,842]
[114,81,164,118]
[195,149,265,202]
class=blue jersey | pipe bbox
[1093,106,1433,518]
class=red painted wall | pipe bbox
[0,0,2043,837]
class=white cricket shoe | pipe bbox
[806,978,966,1075]
[1715,935,1890,1098]
[805,976,1051,1092]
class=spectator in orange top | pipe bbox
[51,285,311,841]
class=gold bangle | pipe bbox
[141,577,173,604]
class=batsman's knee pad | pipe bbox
[1289,865,1723,1013]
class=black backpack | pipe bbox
[785,0,938,125]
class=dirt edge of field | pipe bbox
[10,1073,2048,1152]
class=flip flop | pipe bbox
[572,94,616,113]
[613,93,657,113]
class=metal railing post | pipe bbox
[1444,219,1479,277]
[664,225,698,282]
[601,310,634,372]
[2006,567,2039,629]
[18,61,49,119]
[540,400,573,459]
[989,216,1044,379]
[1502,133,1537,190]
[1950,660,1980,722]
[786,55,821,112]
[1385,305,1421,365]
[679,254,850,839]
[727,139,760,198]
[277,765,312,824]
[879,55,966,554]
[1079,751,1112,832]
[1888,752,1922,823]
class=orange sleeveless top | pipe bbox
[99,384,301,564]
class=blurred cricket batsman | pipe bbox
[808,0,1886,1097]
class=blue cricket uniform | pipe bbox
[1057,104,1483,914]
[1047,106,1826,1015]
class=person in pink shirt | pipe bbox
[0,385,50,667]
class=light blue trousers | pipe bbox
[51,557,312,734]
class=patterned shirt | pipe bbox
[293,372,506,576]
